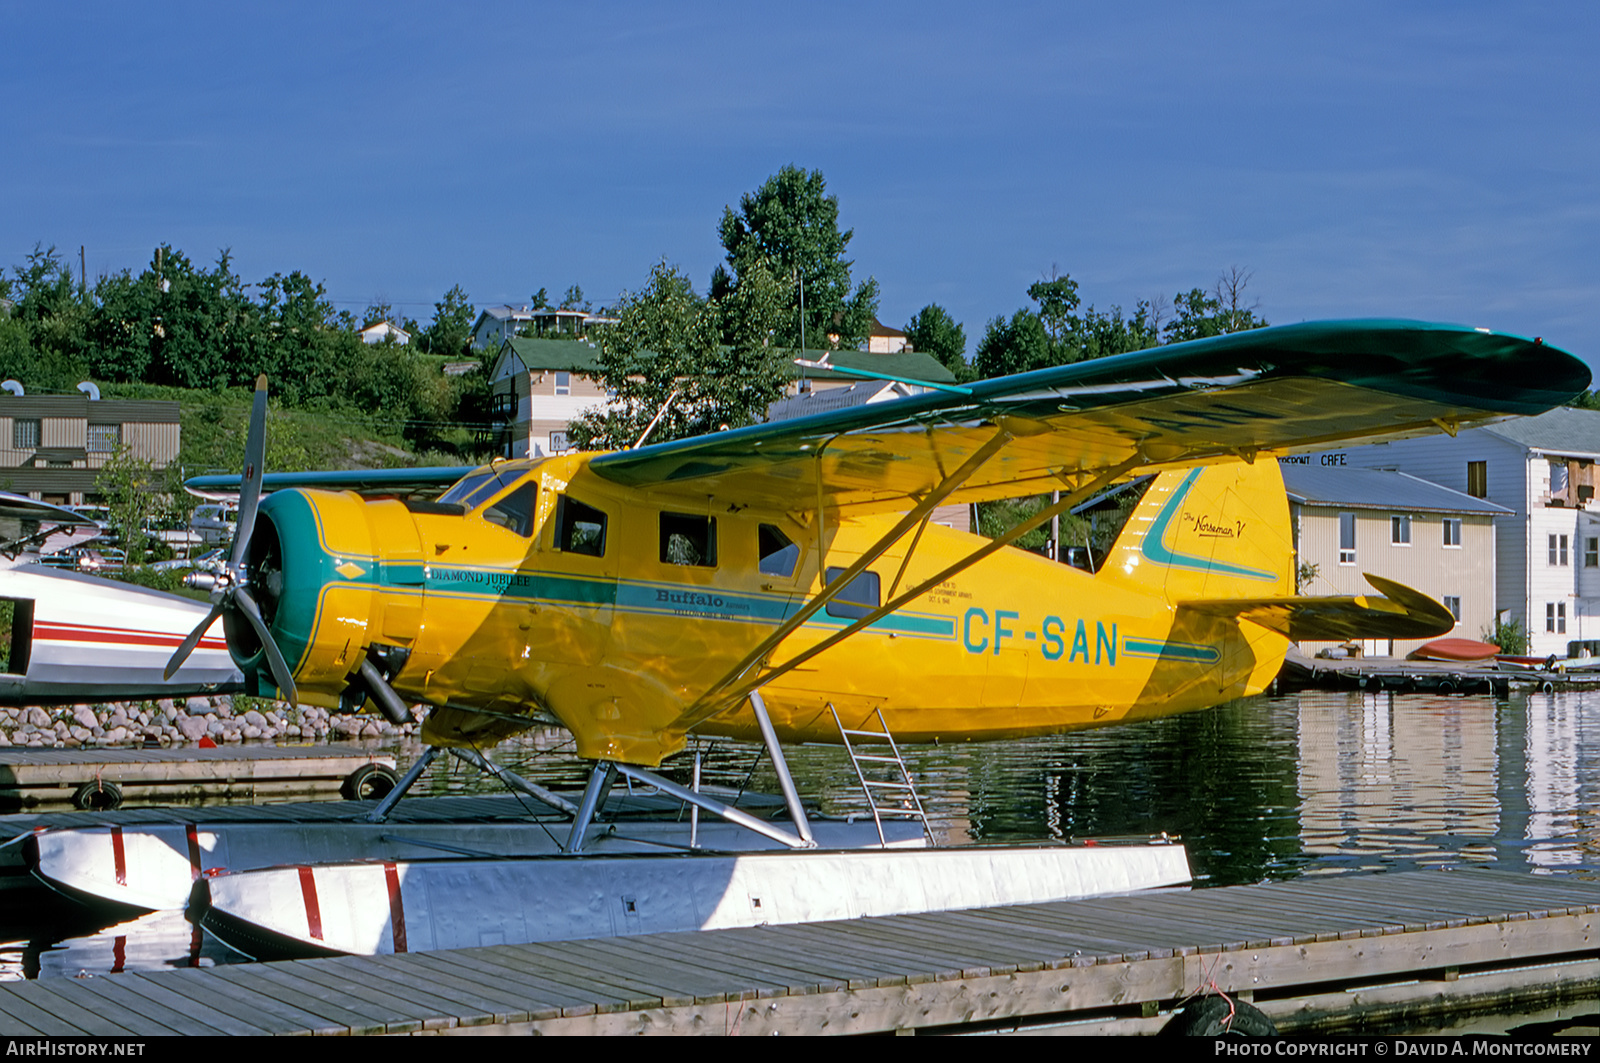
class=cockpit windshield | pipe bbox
[439,464,534,511]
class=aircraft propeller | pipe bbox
[163,376,299,706]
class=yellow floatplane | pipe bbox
[146,320,1586,956]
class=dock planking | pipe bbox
[2,867,1596,1036]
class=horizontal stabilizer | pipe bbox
[1178,574,1456,642]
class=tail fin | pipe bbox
[1101,461,1293,600]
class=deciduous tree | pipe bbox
[713,166,879,350]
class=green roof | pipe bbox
[501,337,602,373]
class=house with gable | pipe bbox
[1279,463,1509,657]
[1332,406,1600,657]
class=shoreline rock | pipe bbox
[0,697,427,748]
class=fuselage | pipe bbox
[246,455,1293,766]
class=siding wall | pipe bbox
[1296,505,1497,657]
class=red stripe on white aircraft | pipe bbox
[33,622,227,651]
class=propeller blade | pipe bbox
[163,601,226,680]
[234,586,298,707]
[230,375,270,571]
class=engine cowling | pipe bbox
[234,489,423,705]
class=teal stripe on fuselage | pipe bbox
[332,560,954,639]
[1121,636,1222,663]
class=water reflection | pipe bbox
[4,688,1596,981]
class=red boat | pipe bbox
[1410,638,1500,663]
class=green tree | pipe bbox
[95,444,177,565]
[905,304,972,382]
[421,284,475,359]
[974,309,1052,378]
[1164,266,1269,343]
[568,260,788,451]
[713,166,879,350]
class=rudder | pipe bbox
[1101,462,1293,601]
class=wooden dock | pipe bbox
[1,868,1595,1035]
[0,744,397,813]
[1274,650,1600,697]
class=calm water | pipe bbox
[4,688,1597,983]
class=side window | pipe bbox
[554,495,607,556]
[660,513,717,567]
[759,524,799,578]
[482,483,537,537]
[824,566,880,620]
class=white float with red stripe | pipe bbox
[26,810,928,913]
[192,842,1192,960]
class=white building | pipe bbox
[1280,463,1509,657]
[357,320,410,346]
[1332,407,1600,657]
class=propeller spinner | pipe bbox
[164,376,299,705]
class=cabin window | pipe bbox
[554,496,607,556]
[482,483,537,537]
[1443,518,1462,547]
[1443,596,1461,623]
[1466,461,1487,498]
[660,512,717,567]
[1390,515,1411,545]
[1338,512,1356,565]
[824,566,880,620]
[758,524,799,578]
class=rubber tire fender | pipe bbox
[341,763,401,801]
[72,779,123,811]
[1159,996,1278,1037]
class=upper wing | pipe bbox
[589,320,1588,516]
[184,466,477,500]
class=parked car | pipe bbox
[190,503,238,546]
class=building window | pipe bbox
[12,419,39,450]
[554,371,571,396]
[1587,537,1598,568]
[1443,518,1461,547]
[1443,596,1461,622]
[87,424,120,454]
[1550,534,1570,566]
[1466,461,1487,498]
[1547,602,1567,634]
[1338,512,1356,565]
[1391,515,1411,545]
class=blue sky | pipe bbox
[4,2,1597,376]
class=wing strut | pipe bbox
[679,453,1148,729]
[694,425,1017,712]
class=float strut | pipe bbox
[448,746,579,817]
[749,690,814,845]
[364,746,439,824]
[564,761,617,853]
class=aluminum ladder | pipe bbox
[829,704,932,846]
